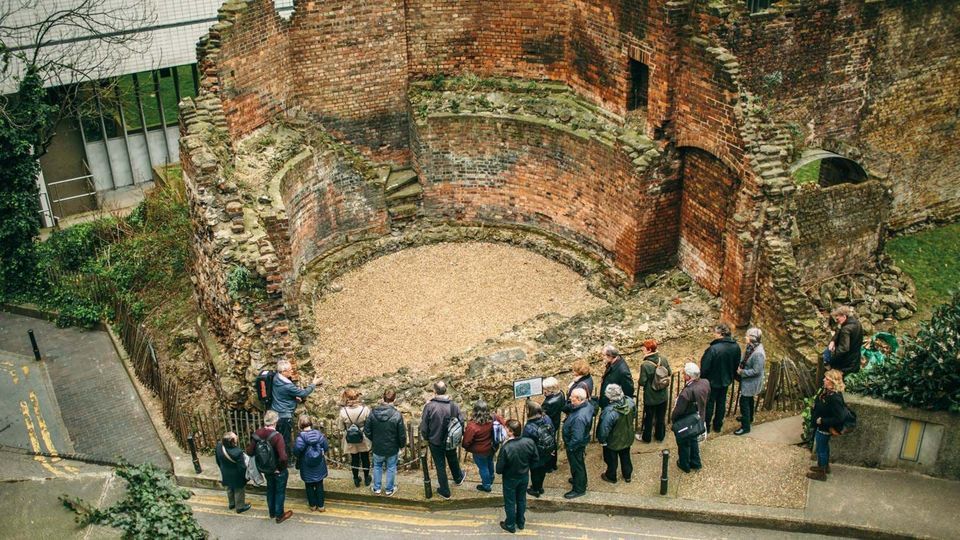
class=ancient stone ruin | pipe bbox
[178,0,960,412]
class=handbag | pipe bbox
[671,412,706,441]
[245,450,265,486]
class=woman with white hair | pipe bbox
[735,327,766,435]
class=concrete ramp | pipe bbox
[746,415,804,445]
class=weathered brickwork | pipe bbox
[790,181,892,285]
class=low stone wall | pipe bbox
[832,393,960,480]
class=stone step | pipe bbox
[385,183,423,203]
[385,169,419,194]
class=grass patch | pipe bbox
[792,160,820,185]
[885,221,960,324]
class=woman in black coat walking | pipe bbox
[807,369,847,481]
[215,432,251,513]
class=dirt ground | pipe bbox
[310,243,607,383]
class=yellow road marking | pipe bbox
[6,368,19,384]
[21,365,29,376]
[30,391,60,461]
[19,400,61,477]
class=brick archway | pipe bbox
[678,147,741,296]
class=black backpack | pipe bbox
[252,431,281,473]
[343,407,365,444]
[533,420,556,458]
[254,370,276,409]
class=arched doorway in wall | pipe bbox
[677,147,741,296]
[789,150,868,188]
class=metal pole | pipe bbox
[659,449,670,495]
[187,433,202,473]
[28,330,41,361]
[420,449,432,499]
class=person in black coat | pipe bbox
[823,306,864,375]
[807,369,848,481]
[214,432,251,513]
[496,419,539,534]
[699,323,741,433]
[599,344,634,409]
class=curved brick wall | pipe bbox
[411,114,680,277]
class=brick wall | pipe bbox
[678,147,741,296]
[790,181,891,285]
[411,114,678,277]
[282,149,389,277]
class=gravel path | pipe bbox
[310,242,606,385]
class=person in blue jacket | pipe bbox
[272,359,322,455]
[293,414,329,512]
[562,387,595,499]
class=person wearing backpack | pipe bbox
[735,328,766,436]
[596,384,636,483]
[807,369,848,481]
[293,414,329,512]
[245,410,292,523]
[272,360,323,459]
[540,377,565,472]
[364,389,407,496]
[462,400,506,493]
[420,381,466,499]
[599,344,634,409]
[522,400,555,498]
[637,339,672,443]
[337,389,372,487]
[214,431,251,514]
[496,419,539,534]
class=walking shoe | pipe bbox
[437,491,452,500]
[229,504,235,510]
[236,504,251,514]
[809,464,831,474]
[372,486,382,495]
[517,522,525,530]
[678,465,692,473]
[385,485,398,497]
[734,428,749,436]
[276,510,293,524]
[623,477,632,483]
[563,490,585,499]
[353,476,361,488]
[364,474,372,487]
[476,484,492,493]
[806,467,827,481]
[316,506,325,513]
[499,521,516,534]
[455,472,466,486]
[526,488,541,498]
[600,472,617,484]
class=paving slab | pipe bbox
[747,414,805,445]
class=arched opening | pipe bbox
[678,147,740,296]
[790,150,868,188]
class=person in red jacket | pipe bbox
[462,400,506,493]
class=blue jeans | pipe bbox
[372,453,398,492]
[501,474,529,530]
[473,453,495,489]
[815,430,831,468]
[265,468,288,517]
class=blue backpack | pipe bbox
[302,436,325,468]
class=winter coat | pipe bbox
[522,415,554,467]
[462,414,506,457]
[215,442,247,489]
[672,378,710,423]
[830,316,864,374]
[245,426,287,472]
[599,357,635,408]
[811,390,846,433]
[638,353,671,406]
[293,428,329,483]
[700,337,741,389]
[569,375,594,398]
[739,343,766,397]
[271,374,316,419]
[495,437,539,480]
[420,395,464,448]
[542,391,566,432]
[597,397,636,451]
[363,403,407,457]
[337,403,372,454]
[562,399,595,452]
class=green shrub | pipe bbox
[54,295,104,329]
[61,461,207,539]
[849,291,960,412]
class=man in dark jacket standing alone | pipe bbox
[672,363,710,472]
[420,381,465,499]
[699,323,741,434]
[364,389,407,496]
[599,344,634,409]
[823,305,864,375]
[562,387,595,499]
[215,431,250,513]
[496,419,539,533]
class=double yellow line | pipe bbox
[18,389,78,476]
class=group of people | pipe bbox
[215,307,858,529]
